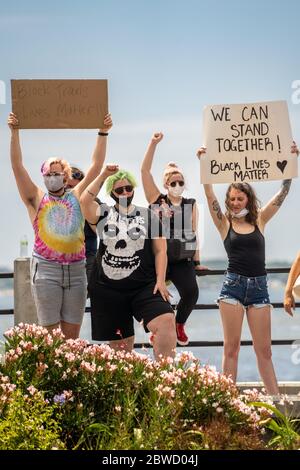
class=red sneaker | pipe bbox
[176,323,189,346]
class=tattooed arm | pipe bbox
[197,147,228,237]
[259,179,292,226]
[259,142,299,227]
[80,164,119,225]
[203,184,229,237]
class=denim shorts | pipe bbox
[217,271,271,308]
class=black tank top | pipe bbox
[223,224,266,277]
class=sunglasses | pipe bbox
[45,172,64,177]
[114,185,134,195]
[72,171,84,181]
[169,181,184,187]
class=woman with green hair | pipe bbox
[80,164,177,360]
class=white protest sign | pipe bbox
[201,100,297,183]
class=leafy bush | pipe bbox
[0,323,290,450]
[0,386,65,450]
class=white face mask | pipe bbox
[231,208,249,219]
[44,175,65,193]
[168,182,185,197]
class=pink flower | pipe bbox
[27,385,38,396]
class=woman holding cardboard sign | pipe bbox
[8,111,112,339]
[197,142,299,395]
[141,132,208,347]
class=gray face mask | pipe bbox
[44,175,65,193]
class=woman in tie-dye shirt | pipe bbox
[8,112,112,339]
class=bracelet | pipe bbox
[193,260,200,266]
[87,189,96,198]
[98,131,109,136]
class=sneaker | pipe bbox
[149,334,154,346]
[176,323,189,346]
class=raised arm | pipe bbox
[197,148,228,238]
[259,179,291,226]
[8,113,42,209]
[284,251,300,317]
[73,114,113,198]
[260,142,299,226]
[141,133,163,204]
[80,164,119,224]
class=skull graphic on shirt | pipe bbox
[101,209,147,280]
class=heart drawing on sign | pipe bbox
[277,160,288,174]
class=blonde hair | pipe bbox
[163,161,184,185]
[41,158,72,179]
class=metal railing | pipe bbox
[1,267,299,348]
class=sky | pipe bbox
[0,0,300,269]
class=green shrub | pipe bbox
[0,388,65,450]
[0,323,291,450]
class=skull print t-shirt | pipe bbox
[95,204,164,289]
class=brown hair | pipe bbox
[225,182,260,225]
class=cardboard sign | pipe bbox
[201,100,297,183]
[11,79,108,129]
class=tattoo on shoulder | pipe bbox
[212,200,223,220]
[273,179,291,207]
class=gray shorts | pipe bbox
[31,256,87,327]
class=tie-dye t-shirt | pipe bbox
[33,191,85,264]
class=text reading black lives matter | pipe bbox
[210,105,282,182]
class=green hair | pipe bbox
[106,169,138,195]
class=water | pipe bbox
[1,270,299,381]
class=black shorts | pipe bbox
[90,282,174,341]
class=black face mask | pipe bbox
[110,191,134,208]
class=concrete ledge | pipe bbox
[238,382,300,417]
[238,381,300,395]
[14,258,37,325]
[274,396,300,418]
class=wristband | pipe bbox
[98,132,109,136]
[193,260,200,266]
